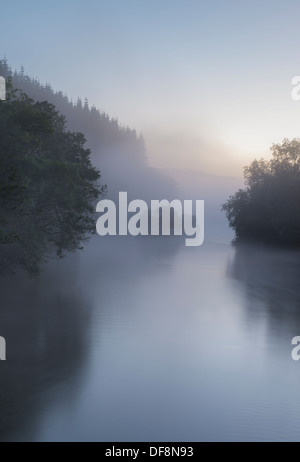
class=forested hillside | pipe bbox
[0,60,176,202]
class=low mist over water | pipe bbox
[2,0,300,443]
[1,238,300,442]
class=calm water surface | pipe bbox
[1,238,300,441]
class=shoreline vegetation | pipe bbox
[0,59,177,276]
[222,138,300,249]
[0,78,105,275]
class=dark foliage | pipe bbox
[0,80,105,274]
[222,139,300,247]
[0,60,176,202]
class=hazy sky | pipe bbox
[2,0,300,175]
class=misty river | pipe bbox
[1,237,300,442]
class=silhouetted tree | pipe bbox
[0,80,105,274]
[222,139,300,246]
[0,59,177,206]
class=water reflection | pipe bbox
[229,244,300,337]
[2,240,300,441]
[0,236,182,442]
[0,255,92,442]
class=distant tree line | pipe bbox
[0,59,177,203]
[0,79,105,275]
[0,59,178,275]
[223,139,300,247]
[0,59,147,168]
